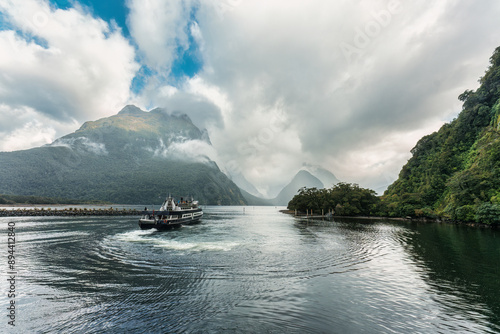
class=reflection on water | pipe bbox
[402,222,500,332]
[1,207,499,333]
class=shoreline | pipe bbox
[279,210,409,222]
[0,207,140,217]
[279,210,497,228]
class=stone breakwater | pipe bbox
[0,208,140,217]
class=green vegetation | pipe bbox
[0,194,105,205]
[287,183,381,216]
[289,47,500,225]
[0,153,241,205]
[382,46,500,224]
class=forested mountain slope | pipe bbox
[383,47,500,223]
[0,105,246,205]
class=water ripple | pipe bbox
[2,209,500,333]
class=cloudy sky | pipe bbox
[1,0,500,196]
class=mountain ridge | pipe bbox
[238,167,339,206]
[271,170,324,205]
[0,105,246,205]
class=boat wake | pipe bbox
[115,229,158,242]
[152,239,239,252]
[114,229,238,252]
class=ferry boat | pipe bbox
[139,196,203,230]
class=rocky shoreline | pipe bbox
[0,207,140,217]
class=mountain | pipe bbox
[236,165,340,206]
[228,172,264,198]
[300,163,340,188]
[0,105,246,205]
[383,46,500,223]
[268,165,340,206]
[238,188,273,206]
[271,170,324,205]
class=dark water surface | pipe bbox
[1,206,499,333]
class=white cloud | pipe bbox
[130,0,500,192]
[127,0,194,72]
[147,137,218,165]
[50,136,108,155]
[0,118,55,152]
[0,0,138,151]
[0,104,77,151]
[129,76,227,131]
[3,0,500,195]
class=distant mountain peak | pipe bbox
[229,172,264,198]
[75,105,199,136]
[118,105,144,115]
[238,164,342,205]
[149,107,167,114]
[300,163,339,188]
[268,170,324,206]
[291,170,324,186]
[147,106,194,124]
[201,128,212,145]
[171,111,193,123]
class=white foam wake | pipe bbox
[152,239,239,252]
[115,229,158,242]
[115,230,239,252]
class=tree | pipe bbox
[475,203,500,225]
[288,183,381,216]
